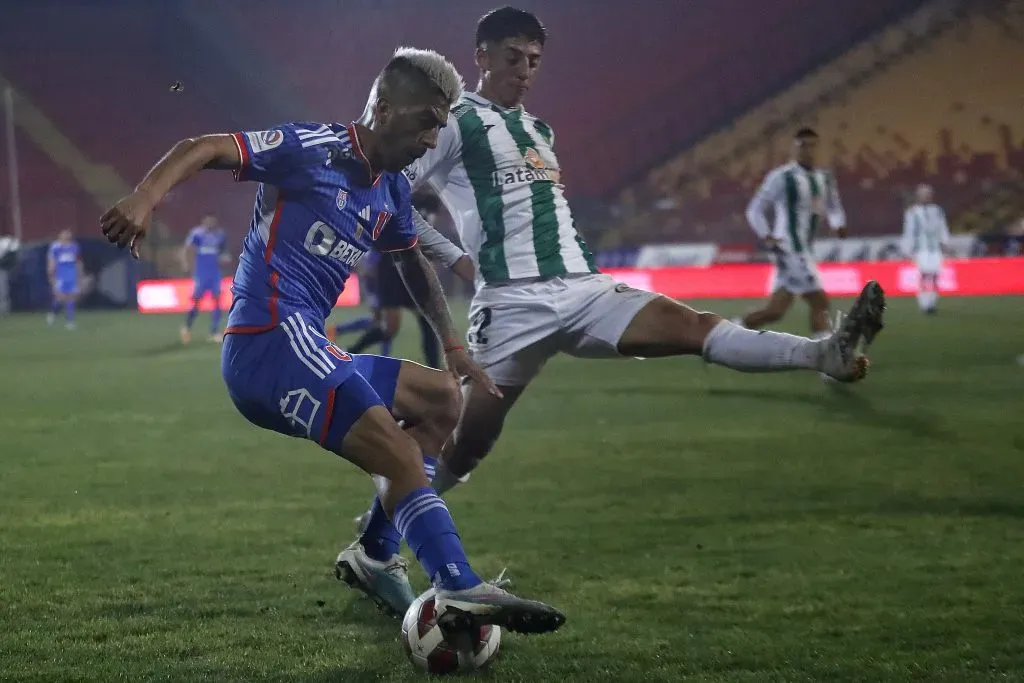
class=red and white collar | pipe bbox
[346,122,382,186]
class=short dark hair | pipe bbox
[476,7,547,47]
[795,127,819,140]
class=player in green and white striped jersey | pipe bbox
[346,10,886,611]
[901,183,949,314]
[741,128,847,340]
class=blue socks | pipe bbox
[361,455,437,562]
[360,497,403,562]
[210,306,222,335]
[65,300,75,324]
[392,486,479,591]
[335,316,375,335]
[184,302,221,335]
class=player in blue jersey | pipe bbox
[47,229,84,329]
[181,214,231,344]
[341,196,454,368]
[99,47,565,635]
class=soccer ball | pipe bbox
[401,588,501,675]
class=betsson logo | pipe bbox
[303,221,367,267]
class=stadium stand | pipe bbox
[615,0,1024,248]
[2,0,1016,257]
[0,4,257,252]
[220,0,926,197]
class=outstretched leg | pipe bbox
[617,282,885,381]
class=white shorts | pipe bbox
[771,251,824,295]
[915,252,942,276]
[466,274,660,387]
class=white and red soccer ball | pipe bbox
[401,588,501,675]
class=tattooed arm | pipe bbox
[391,247,501,397]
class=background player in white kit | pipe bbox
[341,8,886,614]
[740,128,847,340]
[902,183,950,315]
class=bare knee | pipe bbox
[414,371,461,440]
[618,298,720,358]
[340,408,429,496]
[696,311,724,335]
[433,374,462,437]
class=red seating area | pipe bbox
[4,129,92,241]
[0,3,254,244]
[222,0,925,196]
[613,2,1024,248]
[0,0,942,250]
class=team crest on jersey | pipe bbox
[325,344,352,362]
[372,210,393,241]
[336,189,348,211]
[523,147,546,170]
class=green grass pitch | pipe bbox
[2,296,1023,682]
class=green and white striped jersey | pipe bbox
[901,203,949,255]
[404,91,597,285]
[745,161,846,254]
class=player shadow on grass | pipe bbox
[703,385,958,443]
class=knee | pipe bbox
[433,374,462,436]
[379,429,429,483]
[696,311,724,334]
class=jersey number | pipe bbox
[467,307,492,346]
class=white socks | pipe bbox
[917,290,938,311]
[702,320,820,372]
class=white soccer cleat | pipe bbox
[335,542,417,617]
[816,281,886,383]
[434,572,566,636]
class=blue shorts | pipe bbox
[193,278,221,301]
[221,312,402,452]
[54,278,78,296]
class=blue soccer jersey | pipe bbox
[186,226,227,285]
[224,122,419,335]
[48,240,80,292]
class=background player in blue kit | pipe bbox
[180,214,230,344]
[328,249,386,351]
[100,47,565,635]
[47,229,85,329]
